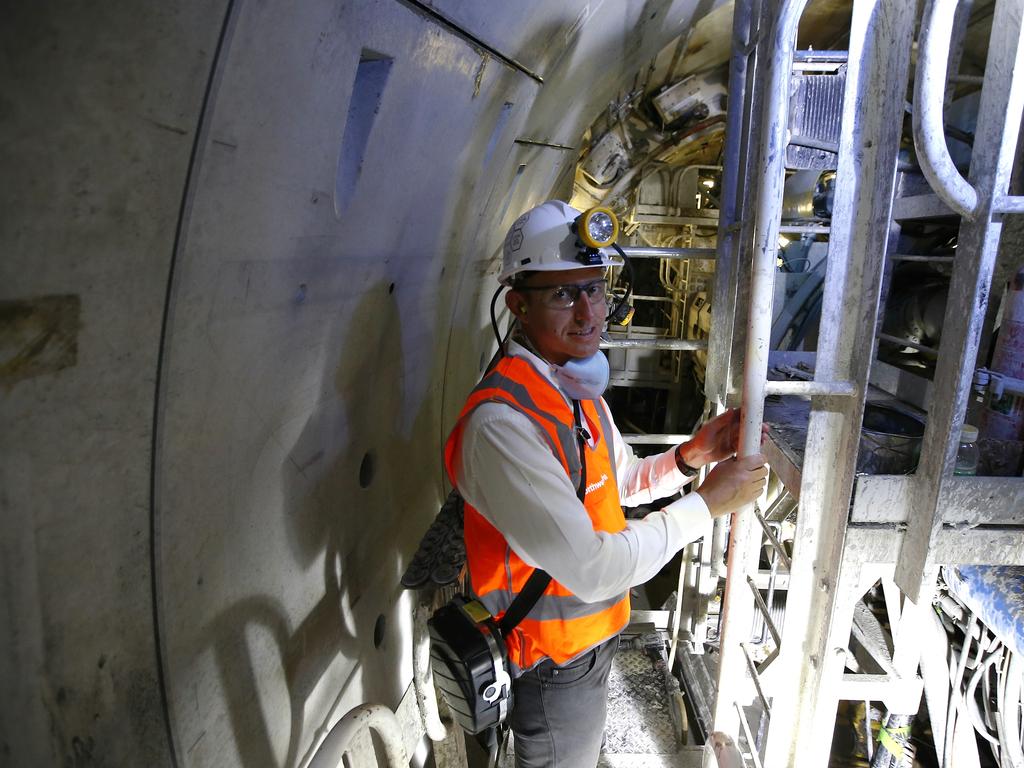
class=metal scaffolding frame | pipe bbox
[698,0,1024,765]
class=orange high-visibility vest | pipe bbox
[444,353,630,671]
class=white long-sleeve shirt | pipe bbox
[455,341,711,604]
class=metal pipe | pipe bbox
[994,195,1024,214]
[793,50,849,63]
[877,332,940,358]
[620,433,693,445]
[630,294,674,302]
[309,703,408,768]
[413,605,447,742]
[714,0,809,734]
[741,642,773,715]
[620,245,717,259]
[746,575,782,646]
[709,511,729,588]
[913,0,979,218]
[753,510,792,571]
[760,543,780,643]
[670,539,700,671]
[513,137,574,150]
[890,254,955,263]
[600,338,707,350]
[778,223,830,234]
[705,0,756,404]
[764,380,856,397]
[735,701,765,768]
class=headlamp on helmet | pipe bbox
[572,207,619,265]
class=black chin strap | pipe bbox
[572,399,588,502]
[488,285,511,359]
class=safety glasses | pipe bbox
[515,279,609,310]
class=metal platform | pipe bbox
[600,644,704,768]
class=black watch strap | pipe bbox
[675,445,700,476]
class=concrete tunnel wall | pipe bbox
[0,1,721,765]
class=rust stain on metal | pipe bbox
[0,294,81,385]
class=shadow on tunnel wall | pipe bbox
[162,3,717,765]
[197,282,445,768]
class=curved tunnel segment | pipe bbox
[1,1,722,765]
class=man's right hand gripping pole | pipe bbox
[696,454,769,518]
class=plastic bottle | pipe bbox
[981,268,1024,439]
[954,424,980,476]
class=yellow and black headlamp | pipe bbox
[575,206,619,251]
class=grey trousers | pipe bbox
[509,635,618,768]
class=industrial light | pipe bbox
[576,207,619,249]
[701,178,716,188]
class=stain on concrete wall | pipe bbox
[0,294,80,385]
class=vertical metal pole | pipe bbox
[706,0,758,407]
[712,0,809,736]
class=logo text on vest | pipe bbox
[586,473,609,495]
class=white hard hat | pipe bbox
[499,200,623,285]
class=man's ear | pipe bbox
[505,290,528,322]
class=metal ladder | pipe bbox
[700,0,1024,765]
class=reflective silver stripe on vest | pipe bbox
[474,369,582,486]
[478,588,626,622]
[592,398,620,498]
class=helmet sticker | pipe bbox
[505,212,529,253]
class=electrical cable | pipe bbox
[944,612,978,768]
[489,285,511,359]
[965,645,1004,746]
[609,242,634,325]
[1002,653,1024,768]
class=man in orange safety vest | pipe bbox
[445,200,768,767]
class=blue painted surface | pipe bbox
[945,565,1024,656]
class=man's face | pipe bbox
[506,267,608,365]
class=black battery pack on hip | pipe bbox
[428,595,513,735]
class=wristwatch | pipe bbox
[674,445,700,477]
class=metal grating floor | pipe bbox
[604,649,679,755]
[494,645,703,768]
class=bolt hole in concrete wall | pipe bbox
[373,615,387,649]
[335,50,394,215]
[388,282,396,295]
[359,451,376,488]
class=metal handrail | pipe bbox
[995,195,1024,215]
[619,245,717,259]
[753,509,792,571]
[764,380,856,397]
[746,575,782,647]
[713,0,810,735]
[913,0,979,218]
[309,703,408,768]
[741,641,774,716]
[599,338,707,350]
[413,605,447,742]
[735,701,765,768]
